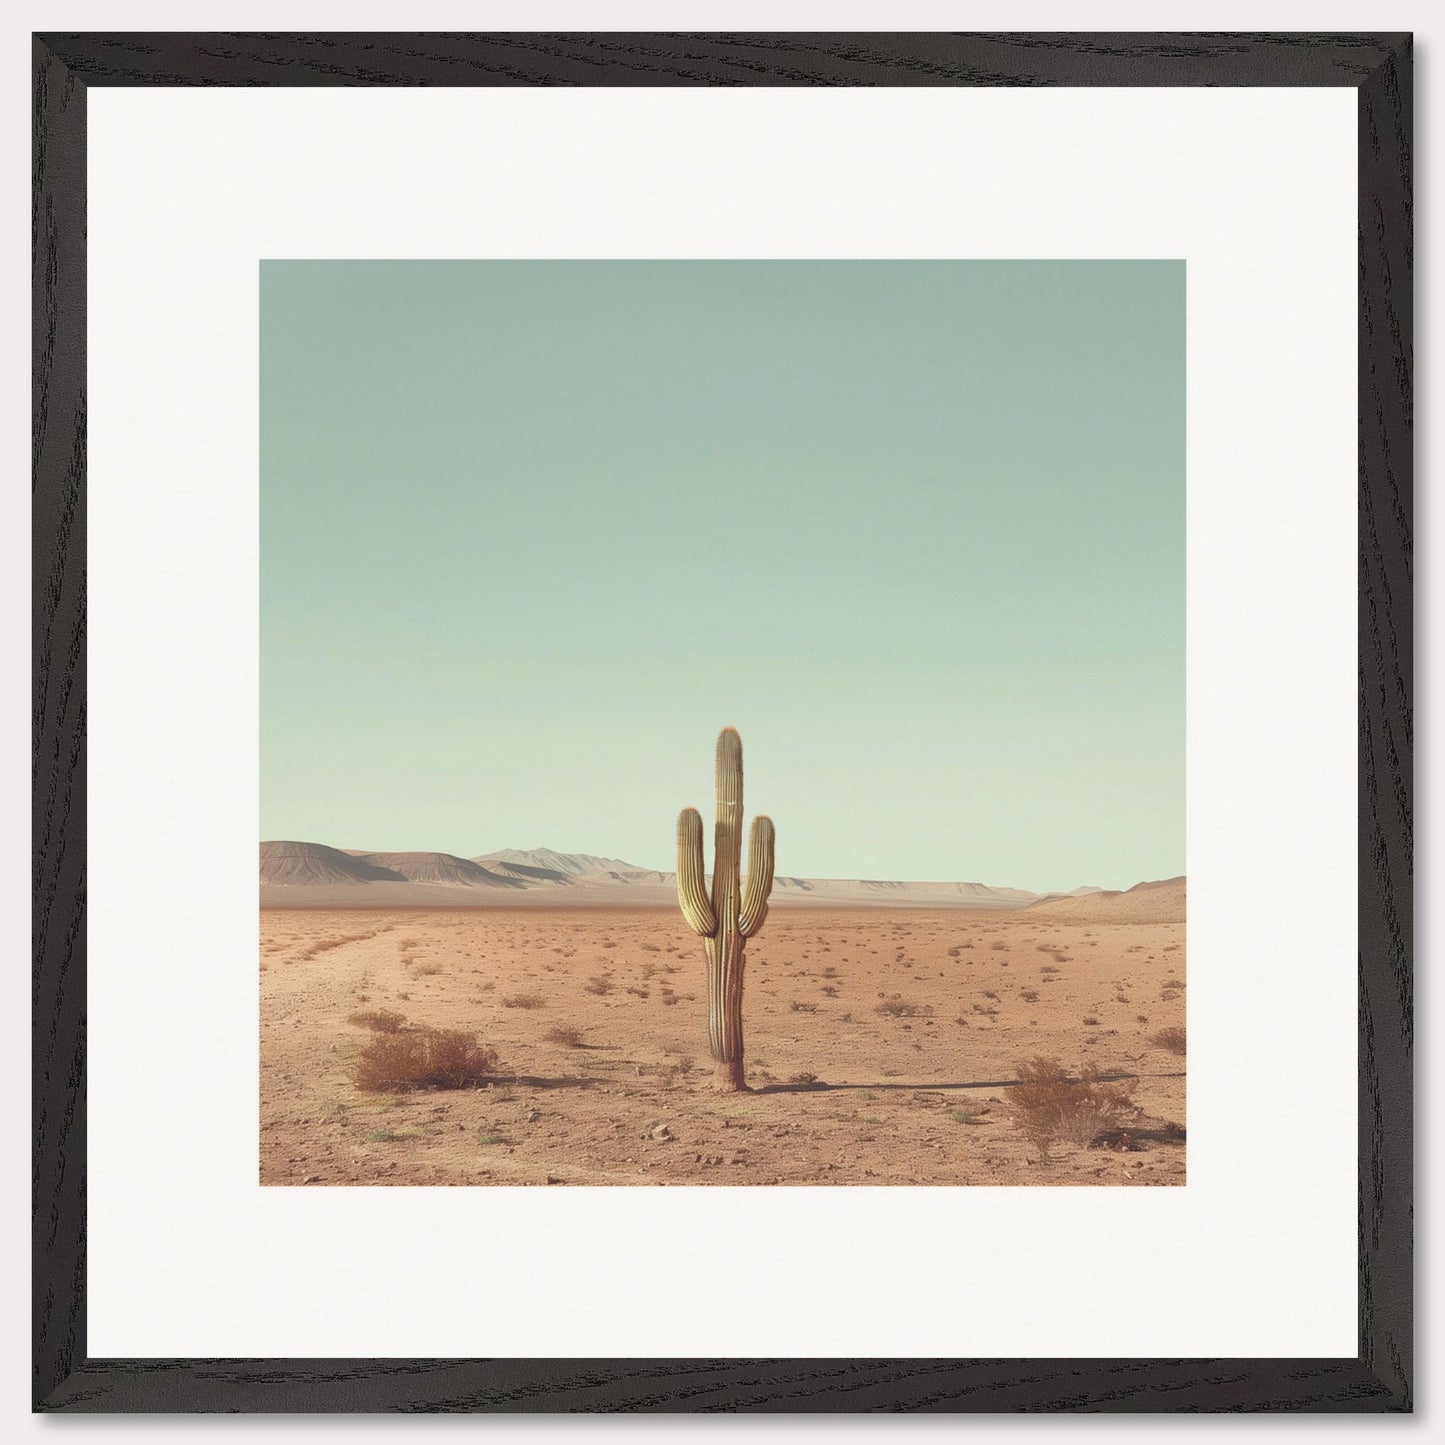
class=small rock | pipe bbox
[302,1175,320,1185]
[650,1124,673,1141]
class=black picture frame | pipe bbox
[32,31,1412,1413]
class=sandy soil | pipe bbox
[260,906,1185,1186]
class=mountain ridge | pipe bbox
[260,842,1163,911]
[1025,875,1186,923]
[475,847,644,877]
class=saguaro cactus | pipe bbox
[676,728,775,1092]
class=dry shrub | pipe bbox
[584,976,613,995]
[1008,1057,1140,1161]
[1150,1025,1187,1055]
[352,1029,500,1091]
[347,1008,406,1033]
[652,1057,694,1088]
[502,992,547,1009]
[543,1024,586,1048]
[410,961,444,977]
[299,930,380,961]
[875,996,932,1018]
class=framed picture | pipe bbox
[32,31,1412,1412]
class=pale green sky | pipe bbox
[261,261,1183,892]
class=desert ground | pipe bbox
[260,895,1185,1186]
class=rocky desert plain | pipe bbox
[260,844,1185,1187]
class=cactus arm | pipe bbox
[739,815,775,937]
[676,808,716,935]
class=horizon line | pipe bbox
[258,838,1183,897]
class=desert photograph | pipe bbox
[261,260,1184,1187]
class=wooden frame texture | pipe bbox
[32,31,1413,1412]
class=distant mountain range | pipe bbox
[477,847,642,878]
[1024,873,1187,923]
[258,841,1180,914]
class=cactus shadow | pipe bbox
[752,1079,1015,1095]
[752,1070,1186,1095]
[494,1074,603,1091]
